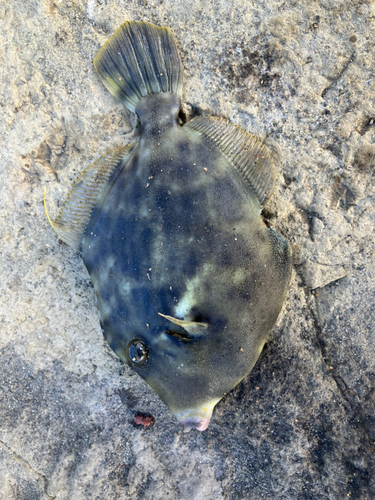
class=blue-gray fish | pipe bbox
[47,21,292,431]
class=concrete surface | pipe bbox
[0,0,374,498]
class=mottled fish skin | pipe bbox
[82,93,291,425]
[48,21,292,431]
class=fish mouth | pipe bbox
[175,401,218,432]
[178,416,211,432]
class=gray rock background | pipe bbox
[0,0,374,498]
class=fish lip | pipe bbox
[175,401,218,431]
[178,416,211,432]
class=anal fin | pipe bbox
[46,144,135,251]
[185,117,276,208]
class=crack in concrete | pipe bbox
[310,273,347,290]
[307,295,374,446]
[0,439,55,500]
[321,50,356,98]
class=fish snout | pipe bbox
[175,401,218,432]
[178,416,211,432]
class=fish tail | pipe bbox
[94,21,183,113]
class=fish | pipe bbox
[46,21,292,431]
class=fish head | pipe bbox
[112,309,254,432]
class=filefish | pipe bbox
[46,21,292,431]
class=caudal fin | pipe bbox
[94,21,183,113]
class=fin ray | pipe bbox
[185,117,276,207]
[94,21,183,113]
[48,144,135,251]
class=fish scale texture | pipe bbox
[80,120,290,419]
[1,0,375,499]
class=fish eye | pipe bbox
[127,339,148,364]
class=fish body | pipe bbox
[48,22,292,431]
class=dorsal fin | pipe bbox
[45,144,135,252]
[185,117,276,207]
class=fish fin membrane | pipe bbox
[185,117,276,208]
[94,21,183,113]
[50,144,135,252]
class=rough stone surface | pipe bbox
[1,0,374,499]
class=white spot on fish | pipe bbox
[106,256,116,271]
[174,263,215,318]
[122,281,132,293]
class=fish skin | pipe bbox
[49,22,292,431]
[81,92,292,429]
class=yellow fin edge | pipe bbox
[43,186,64,242]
